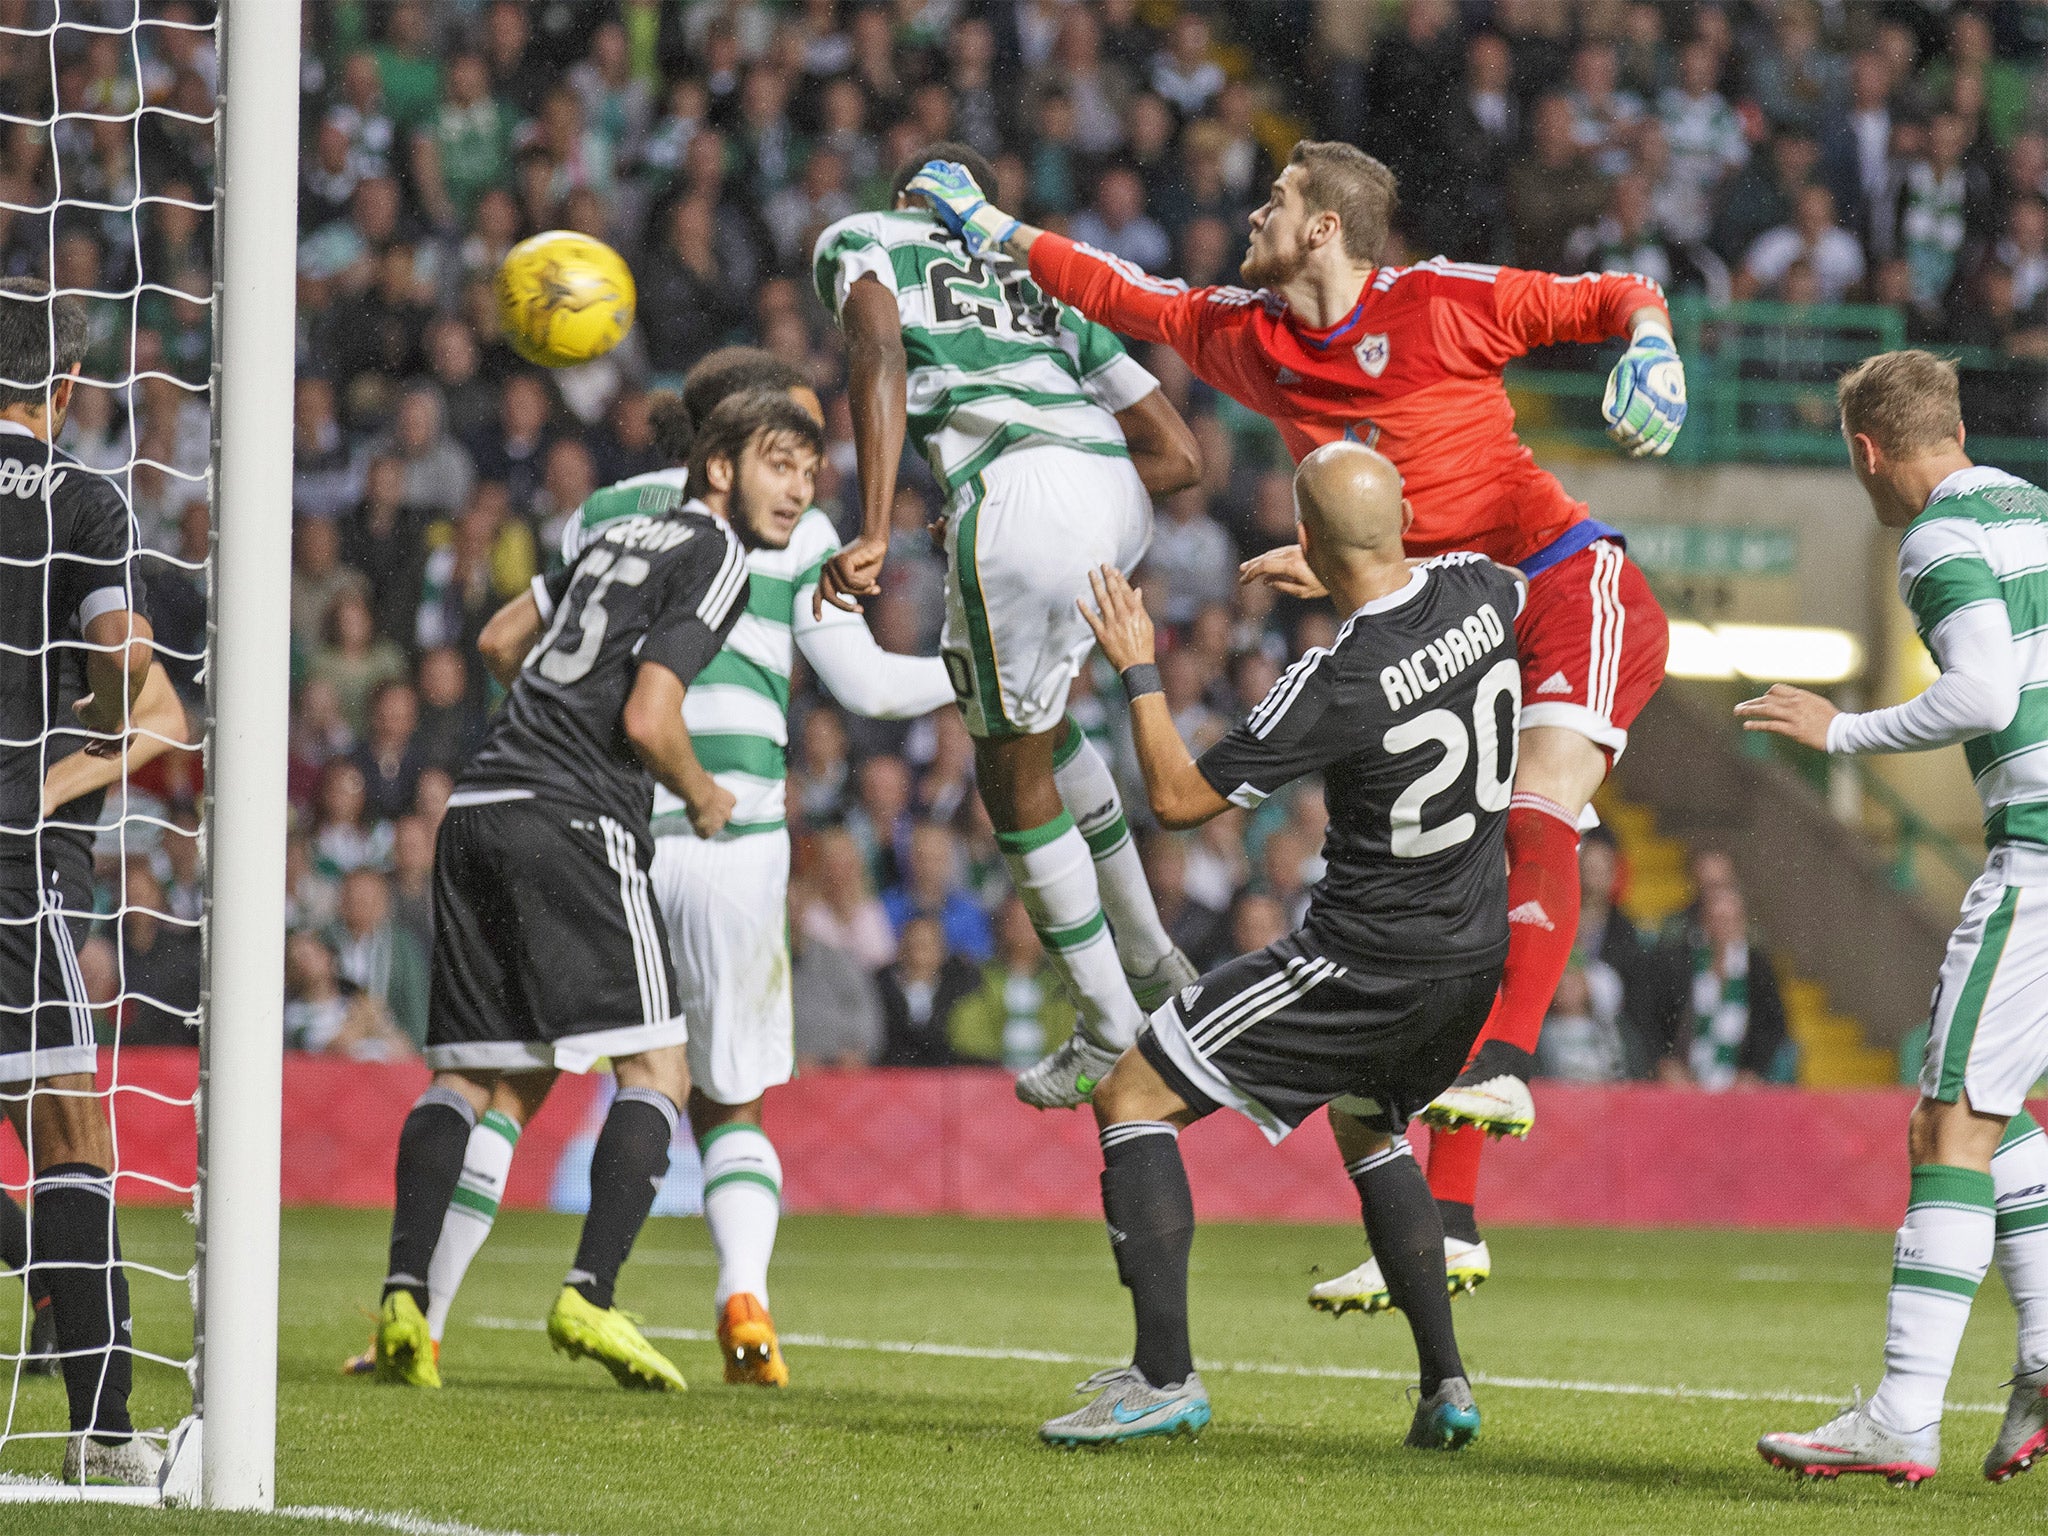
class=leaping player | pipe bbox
[908,144,1681,1304]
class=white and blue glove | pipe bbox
[904,160,1019,257]
[1602,331,1687,458]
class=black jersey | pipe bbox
[0,422,149,882]
[1196,553,1525,976]
[458,509,748,830]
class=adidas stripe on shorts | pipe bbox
[1920,846,2048,1118]
[425,796,687,1073]
[1514,540,1669,763]
[1137,928,1500,1144]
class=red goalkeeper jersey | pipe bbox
[1027,235,1667,567]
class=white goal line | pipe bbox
[468,1314,2005,1416]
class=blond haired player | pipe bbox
[1749,351,2048,1484]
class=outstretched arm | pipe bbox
[796,607,956,719]
[1078,565,1228,831]
[815,275,905,619]
[43,664,190,816]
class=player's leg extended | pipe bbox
[1051,716,1193,1010]
[378,1070,497,1387]
[689,1094,787,1386]
[1761,1095,2003,1481]
[1989,1109,2048,1480]
[1309,1107,1490,1317]
[548,1045,688,1391]
[9,1072,148,1476]
[1040,1047,1210,1447]
[1327,1113,1480,1450]
[658,826,791,1384]
[427,1077,544,1343]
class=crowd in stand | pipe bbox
[28,0,1991,1086]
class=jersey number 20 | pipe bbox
[531,546,651,685]
[1384,658,1521,858]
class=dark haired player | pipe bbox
[913,146,1676,1304]
[1041,442,1521,1450]
[369,395,797,1394]
[360,358,950,1386]
[811,142,1207,1112]
[0,277,161,1485]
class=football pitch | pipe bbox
[0,1206,2039,1534]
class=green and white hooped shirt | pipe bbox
[565,475,845,839]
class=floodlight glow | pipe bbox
[1662,621,1864,684]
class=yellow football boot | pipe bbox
[374,1292,442,1388]
[546,1286,686,1391]
[718,1294,789,1387]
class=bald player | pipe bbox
[1033,443,1526,1450]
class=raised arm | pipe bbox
[43,663,189,816]
[1114,387,1202,498]
[1078,565,1228,830]
[814,275,905,619]
[77,606,155,751]
[478,587,544,688]
[795,609,955,720]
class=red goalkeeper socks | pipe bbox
[1488,796,1583,1054]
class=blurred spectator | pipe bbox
[1739,184,1866,303]
[1068,165,1170,272]
[946,895,1076,1069]
[325,866,431,1048]
[791,907,883,1071]
[1711,126,1822,269]
[412,51,513,230]
[1821,49,1896,245]
[1885,112,1993,309]
[1651,883,1789,1092]
[381,385,476,519]
[1533,964,1627,1083]
[1145,488,1235,625]
[466,372,557,516]
[1998,197,2048,314]
[1139,831,1228,973]
[341,457,430,644]
[1656,39,1747,244]
[1574,831,1663,1079]
[116,860,201,1044]
[799,826,897,972]
[641,195,752,374]
[293,375,360,519]
[310,588,407,735]
[1748,1,1844,136]
[847,754,915,892]
[882,822,994,964]
[876,915,979,1067]
[1508,92,1609,272]
[284,929,415,1060]
[1150,12,1222,120]
[413,645,485,773]
[351,680,425,822]
[1226,890,1289,956]
[311,758,393,880]
[1567,40,1643,178]
[389,812,436,959]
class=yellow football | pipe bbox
[495,230,636,368]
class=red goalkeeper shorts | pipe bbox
[1514,540,1668,764]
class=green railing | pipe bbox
[1507,296,2048,479]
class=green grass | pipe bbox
[0,1207,2037,1534]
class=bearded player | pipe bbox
[909,145,1680,1302]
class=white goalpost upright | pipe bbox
[199,0,300,1512]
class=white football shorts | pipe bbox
[941,445,1152,739]
[650,826,793,1106]
[1920,846,2048,1117]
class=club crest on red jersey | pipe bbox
[1354,332,1390,377]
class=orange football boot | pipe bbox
[717,1294,788,1386]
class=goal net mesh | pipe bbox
[0,0,217,1489]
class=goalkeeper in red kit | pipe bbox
[909,144,1681,1301]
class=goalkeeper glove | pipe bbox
[904,160,1019,258]
[1602,331,1687,458]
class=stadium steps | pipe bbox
[1595,786,1897,1089]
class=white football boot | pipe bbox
[1985,1361,2048,1482]
[1015,1032,1122,1110]
[1420,1041,1538,1138]
[63,1432,165,1488]
[1757,1395,1939,1484]
[1039,1366,1211,1447]
[1308,1237,1491,1315]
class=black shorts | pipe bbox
[426,794,685,1073]
[0,861,98,1082]
[1138,929,1500,1143]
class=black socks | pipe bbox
[383,1086,476,1311]
[568,1088,678,1310]
[33,1164,133,1437]
[1351,1141,1465,1395]
[1098,1121,1196,1391]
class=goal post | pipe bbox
[200,0,300,1512]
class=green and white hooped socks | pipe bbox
[1052,723,1174,975]
[426,1108,521,1343]
[997,809,1145,1050]
[701,1122,782,1310]
[1995,1110,2048,1372]
[1870,1162,1996,1434]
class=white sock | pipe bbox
[701,1123,781,1310]
[1995,1111,2048,1371]
[1869,1163,1996,1433]
[998,810,1146,1049]
[426,1109,521,1343]
[1053,724,1173,973]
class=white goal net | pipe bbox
[0,0,296,1509]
